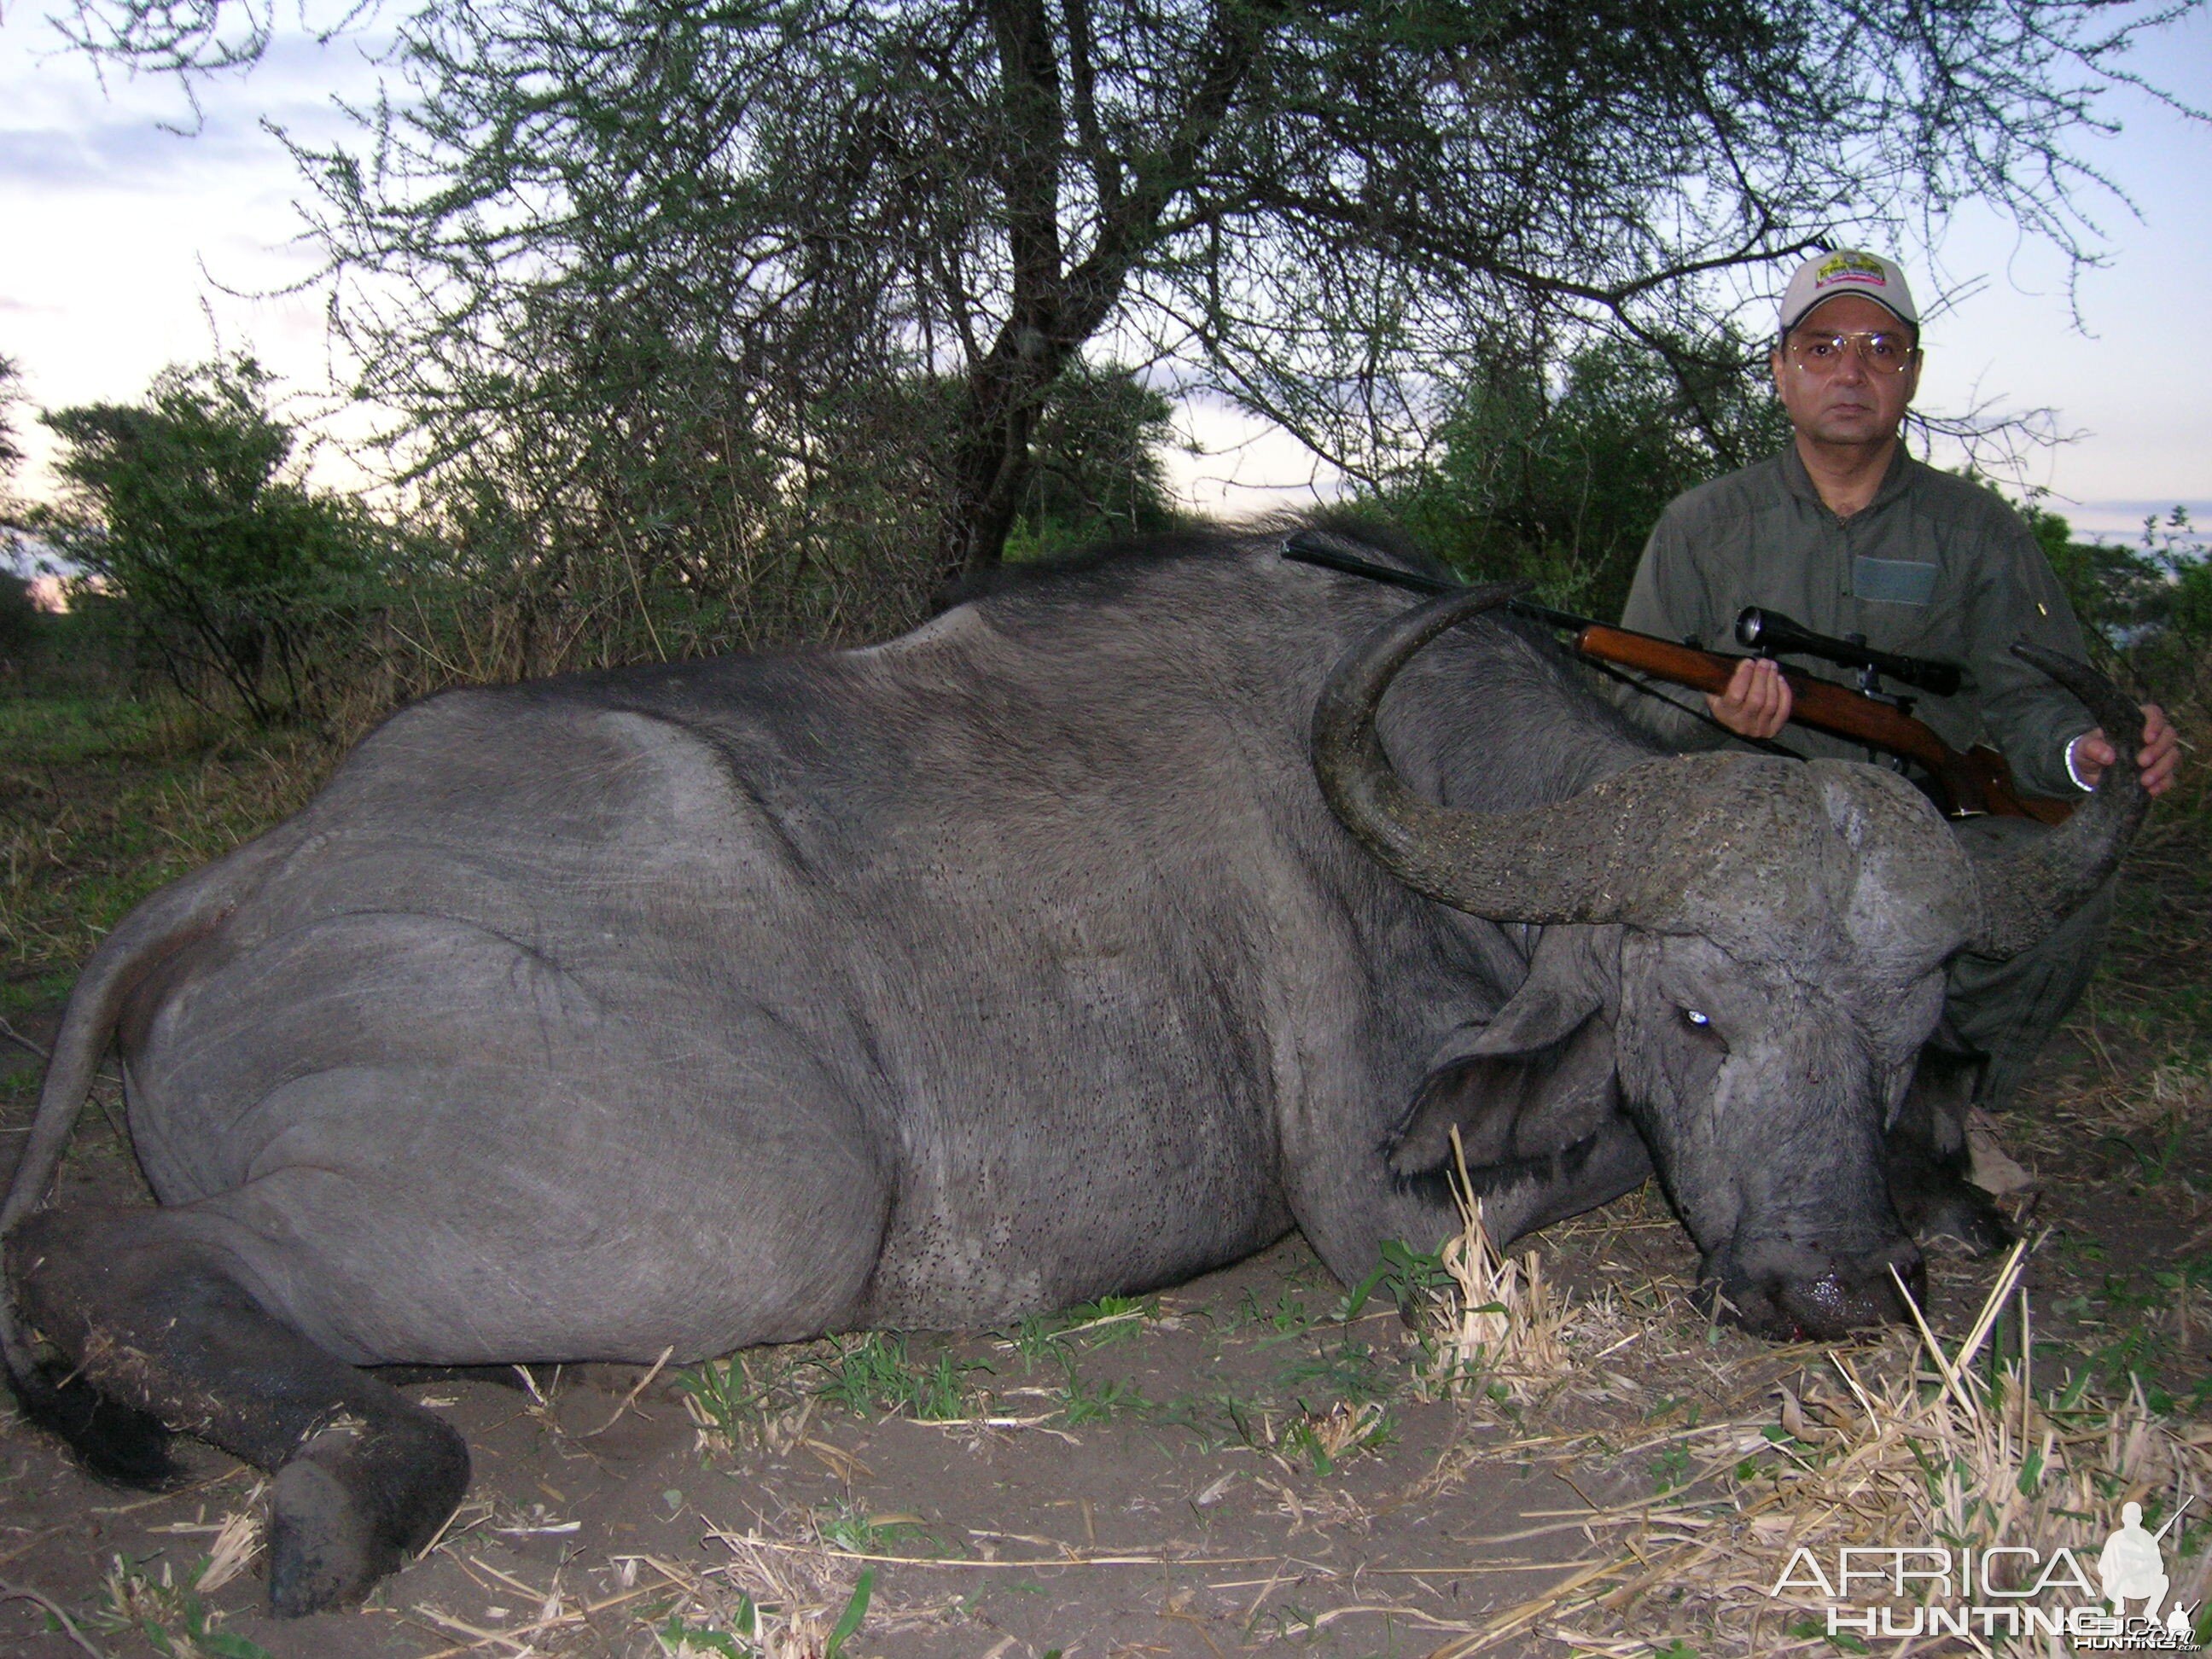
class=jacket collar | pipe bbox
[1779,440,1913,521]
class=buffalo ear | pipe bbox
[1387,932,1620,1184]
[1457,962,1603,1061]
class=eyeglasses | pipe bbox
[1784,330,1918,376]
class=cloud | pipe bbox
[0,23,392,195]
[0,122,168,188]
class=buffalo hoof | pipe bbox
[266,1419,469,1616]
[269,1452,393,1616]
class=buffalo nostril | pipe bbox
[1800,1272,1853,1327]
[1773,1265,1919,1339]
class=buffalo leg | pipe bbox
[1885,1042,2012,1256]
[7,1203,469,1616]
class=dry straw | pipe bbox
[1429,1126,1574,1403]
[1435,1232,2211,1656]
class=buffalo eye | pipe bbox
[1677,1006,1726,1050]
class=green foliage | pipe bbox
[676,1353,779,1449]
[0,353,24,520]
[1235,1284,1318,1341]
[650,1572,870,1657]
[1650,1440,1695,1493]
[655,1605,753,1658]
[1375,331,1792,617]
[1051,1294,1156,1345]
[824,1571,874,1656]
[1001,369,1185,563]
[1275,1401,1393,1475]
[814,1504,932,1554]
[1055,1372,1150,1426]
[87,1555,272,1658]
[1277,1336,1392,1405]
[2022,498,2212,696]
[243,0,2182,595]
[0,572,40,664]
[37,357,395,724]
[1336,1237,1452,1324]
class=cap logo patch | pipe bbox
[1814,252,1890,291]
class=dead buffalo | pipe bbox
[2,525,2145,1615]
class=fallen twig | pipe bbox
[578,1344,674,1438]
[0,1577,108,1657]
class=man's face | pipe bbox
[1769,294,1921,450]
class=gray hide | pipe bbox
[1,529,2139,1371]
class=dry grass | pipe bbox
[1424,1127,1578,1406]
[1415,1236,2212,1657]
[190,1490,265,1595]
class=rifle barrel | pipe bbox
[1278,536,1587,634]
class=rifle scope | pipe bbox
[1733,608,1962,699]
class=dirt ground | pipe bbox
[0,828,2206,1659]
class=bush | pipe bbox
[2028,499,2211,702]
[0,573,38,667]
[1367,332,1790,618]
[37,357,396,725]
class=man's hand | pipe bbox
[2067,704,2180,798]
[1706,656,1794,740]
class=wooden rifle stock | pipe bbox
[1574,625,2073,825]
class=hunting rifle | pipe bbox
[1282,533,2073,824]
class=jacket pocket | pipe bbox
[1852,556,1939,605]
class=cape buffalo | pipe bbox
[1,524,2145,1615]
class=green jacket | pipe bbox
[1619,445,2094,798]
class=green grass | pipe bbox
[813,1502,935,1554]
[999,1294,1157,1372]
[1233,1284,1318,1341]
[1275,1336,1393,1403]
[1,689,337,1016]
[676,1353,783,1448]
[1055,1372,1150,1426]
[805,1332,986,1421]
[84,1556,271,1659]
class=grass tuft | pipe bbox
[1423,1126,1576,1406]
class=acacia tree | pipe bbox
[55,0,2206,590]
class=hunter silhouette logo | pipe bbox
[2099,1500,2197,1636]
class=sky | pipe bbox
[3,6,2209,545]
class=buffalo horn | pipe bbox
[1965,643,2152,958]
[1310,583,1670,923]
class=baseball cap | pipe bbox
[1778,250,1918,335]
